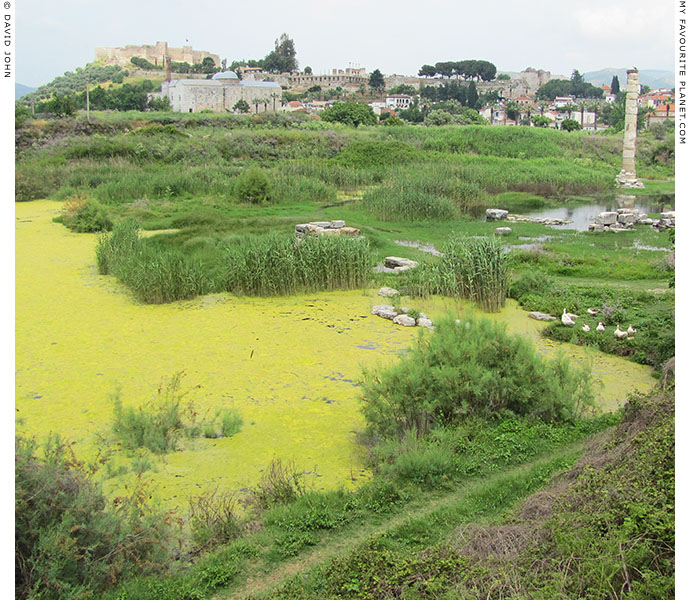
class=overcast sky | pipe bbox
[18,0,674,88]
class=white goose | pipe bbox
[561,309,576,326]
[596,322,605,333]
[627,324,637,336]
[614,324,628,340]
[582,324,590,332]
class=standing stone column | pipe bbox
[616,69,644,188]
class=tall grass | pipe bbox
[224,233,373,296]
[97,224,372,302]
[360,186,459,221]
[406,236,507,312]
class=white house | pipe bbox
[553,96,574,108]
[385,94,412,110]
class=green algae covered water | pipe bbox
[15,201,655,509]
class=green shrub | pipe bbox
[334,140,417,168]
[508,269,555,300]
[188,489,242,551]
[15,434,175,600]
[219,408,243,437]
[61,196,113,232]
[234,167,273,203]
[111,373,197,454]
[248,458,306,511]
[361,315,595,439]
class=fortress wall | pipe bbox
[95,42,220,68]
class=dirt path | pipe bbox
[216,446,583,600]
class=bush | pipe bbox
[188,489,243,551]
[361,315,595,439]
[112,373,198,454]
[248,458,306,511]
[508,269,555,300]
[234,167,273,203]
[334,140,417,168]
[15,434,176,600]
[61,195,113,232]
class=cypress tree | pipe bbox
[611,75,620,95]
[467,81,478,108]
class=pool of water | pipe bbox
[15,201,657,510]
[519,194,675,231]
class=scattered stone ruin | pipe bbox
[295,220,361,238]
[588,209,675,232]
[486,208,571,227]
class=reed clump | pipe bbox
[406,236,507,312]
[223,233,373,296]
[97,224,372,302]
[360,186,459,221]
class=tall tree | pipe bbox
[262,33,298,73]
[434,61,455,78]
[467,81,478,108]
[611,75,620,95]
[369,69,385,91]
[418,64,437,77]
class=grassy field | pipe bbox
[15,112,674,599]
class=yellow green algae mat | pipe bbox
[15,201,655,510]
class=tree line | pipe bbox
[418,60,497,82]
[32,80,169,116]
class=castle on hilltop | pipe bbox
[95,41,220,68]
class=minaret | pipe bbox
[616,69,644,188]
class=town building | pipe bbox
[385,94,412,110]
[159,71,281,113]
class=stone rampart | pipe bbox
[95,41,220,68]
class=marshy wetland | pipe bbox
[15,113,675,599]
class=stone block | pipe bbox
[384,256,419,269]
[329,220,345,228]
[486,208,509,221]
[494,227,512,235]
[596,212,618,225]
[393,314,416,327]
[371,305,397,320]
[378,287,399,298]
[618,213,638,225]
[588,224,605,232]
[417,317,434,329]
[529,312,557,321]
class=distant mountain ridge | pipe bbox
[583,68,674,90]
[16,83,36,99]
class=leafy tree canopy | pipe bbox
[321,101,377,127]
[560,118,582,131]
[369,69,385,90]
[536,71,603,101]
[262,33,298,73]
[388,84,417,96]
[418,64,437,77]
